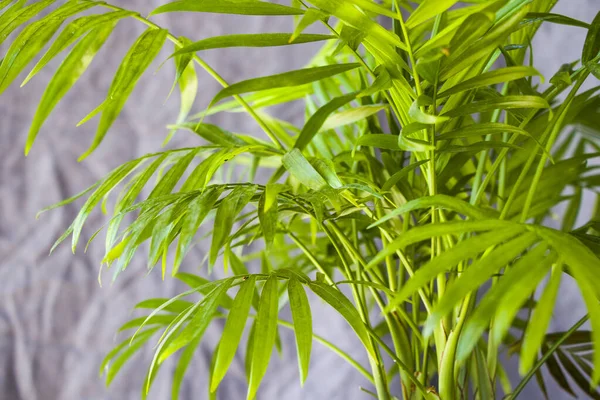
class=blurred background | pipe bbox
[0,1,598,399]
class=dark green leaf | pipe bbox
[523,12,590,29]
[583,11,600,64]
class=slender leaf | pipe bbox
[0,1,95,94]
[79,28,168,160]
[248,275,279,400]
[23,10,134,85]
[407,0,459,29]
[386,226,526,309]
[520,264,563,374]
[308,281,376,359]
[288,278,312,386]
[171,33,335,56]
[441,96,550,118]
[159,279,232,363]
[209,185,256,265]
[321,105,387,132]
[211,63,361,105]
[211,276,256,392]
[437,66,541,98]
[583,11,600,64]
[151,0,305,16]
[294,92,358,150]
[26,22,116,155]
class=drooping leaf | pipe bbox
[158,279,232,363]
[308,281,376,360]
[174,186,223,273]
[519,264,563,375]
[102,328,160,386]
[25,22,116,155]
[523,12,590,29]
[210,185,257,265]
[171,334,202,400]
[288,278,312,386]
[0,0,56,46]
[258,191,278,249]
[164,37,198,145]
[23,10,134,85]
[79,27,168,160]
[247,275,280,399]
[68,158,145,252]
[211,276,256,392]
[531,226,600,382]
[0,1,95,95]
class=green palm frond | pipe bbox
[3,0,600,399]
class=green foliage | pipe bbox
[4,0,600,399]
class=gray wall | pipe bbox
[0,1,598,399]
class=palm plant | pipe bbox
[3,0,600,398]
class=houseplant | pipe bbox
[2,0,600,398]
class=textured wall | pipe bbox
[0,1,598,399]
